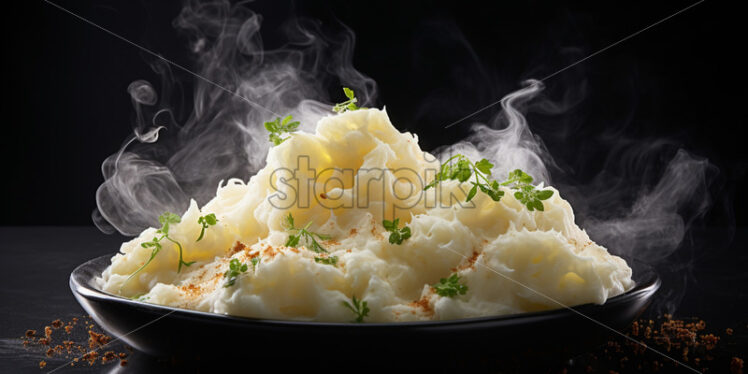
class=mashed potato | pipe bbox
[99,108,634,322]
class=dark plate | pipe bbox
[71,254,659,370]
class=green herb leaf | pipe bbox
[196,213,218,241]
[536,189,554,200]
[283,213,330,253]
[314,256,339,266]
[121,238,162,290]
[157,212,181,235]
[466,184,478,202]
[475,159,494,175]
[501,169,533,186]
[383,219,411,245]
[343,87,355,99]
[264,115,300,146]
[308,237,327,253]
[285,234,301,248]
[251,257,260,271]
[332,87,362,113]
[502,169,554,211]
[423,155,504,203]
[122,212,195,289]
[284,213,295,230]
[433,274,468,297]
[479,180,505,201]
[342,295,370,323]
[424,156,553,209]
[223,258,249,288]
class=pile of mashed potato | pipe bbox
[99,108,634,322]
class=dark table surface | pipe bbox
[1,226,746,373]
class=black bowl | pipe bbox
[71,254,659,371]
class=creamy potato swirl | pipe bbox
[100,108,633,322]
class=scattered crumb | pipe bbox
[21,316,128,368]
[731,357,744,374]
[560,315,746,373]
[82,350,99,366]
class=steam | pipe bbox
[437,80,553,184]
[95,0,718,273]
[94,0,375,235]
[439,79,717,264]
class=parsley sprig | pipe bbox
[382,218,411,244]
[223,258,248,288]
[424,155,504,202]
[283,213,331,253]
[424,154,554,210]
[332,87,362,113]
[264,115,300,146]
[342,295,370,323]
[123,212,194,288]
[314,256,339,266]
[500,169,554,211]
[196,213,218,241]
[432,274,469,297]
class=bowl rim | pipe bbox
[71,254,660,328]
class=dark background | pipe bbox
[1,1,746,372]
[4,0,745,228]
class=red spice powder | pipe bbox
[179,283,202,297]
[453,251,480,272]
[409,293,434,316]
[229,241,247,255]
[262,245,278,258]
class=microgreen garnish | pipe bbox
[157,212,195,272]
[196,213,218,241]
[382,219,411,245]
[342,295,370,323]
[423,155,554,210]
[314,256,339,266]
[251,257,260,271]
[432,274,468,297]
[500,169,554,211]
[332,87,362,113]
[283,213,331,253]
[223,258,248,288]
[122,212,194,289]
[264,115,300,146]
[423,155,504,202]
